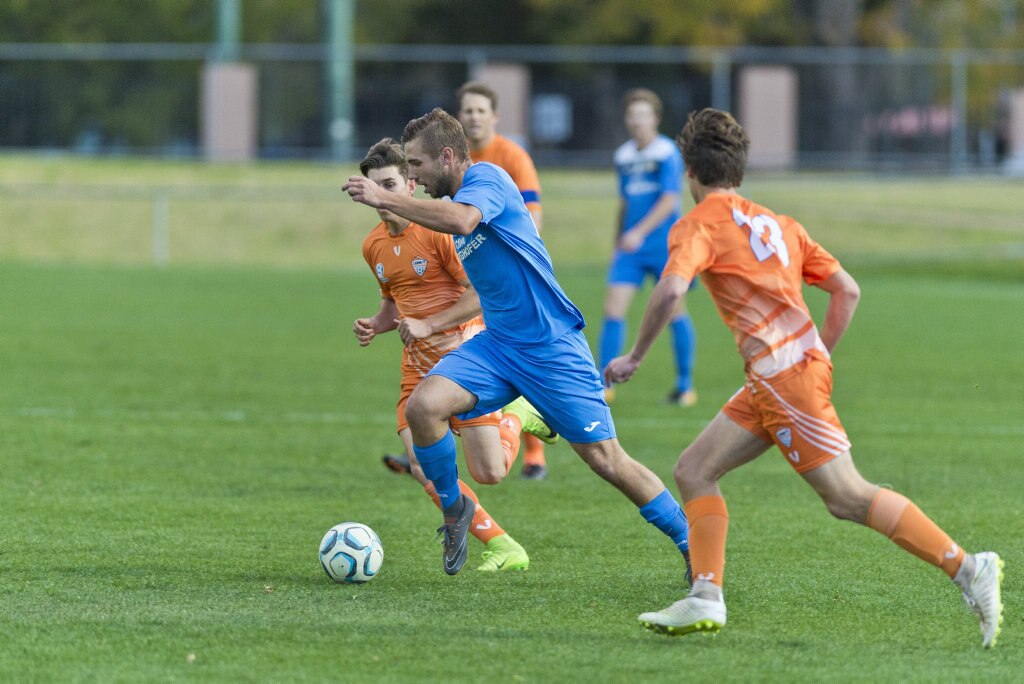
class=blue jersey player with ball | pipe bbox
[343,108,692,583]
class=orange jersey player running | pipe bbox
[458,80,549,480]
[353,138,557,573]
[605,108,1003,647]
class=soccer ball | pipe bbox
[319,522,384,583]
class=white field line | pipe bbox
[8,406,1024,438]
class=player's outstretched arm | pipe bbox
[353,297,400,347]
[605,274,689,385]
[343,176,482,236]
[815,268,861,353]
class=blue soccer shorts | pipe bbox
[608,247,699,291]
[426,327,616,444]
[607,246,669,287]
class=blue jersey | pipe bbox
[452,162,585,347]
[614,134,683,255]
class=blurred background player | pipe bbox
[383,80,550,480]
[599,88,697,407]
[606,108,1003,647]
[343,109,691,580]
[354,137,556,572]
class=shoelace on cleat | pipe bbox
[435,522,465,545]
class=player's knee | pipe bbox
[405,392,442,430]
[673,449,709,488]
[465,460,504,485]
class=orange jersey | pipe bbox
[663,193,842,377]
[471,135,542,213]
[362,221,484,378]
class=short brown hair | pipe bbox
[622,88,663,118]
[359,137,408,178]
[457,81,498,111]
[676,108,750,188]
[401,107,471,163]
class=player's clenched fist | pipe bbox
[604,354,641,386]
[352,317,377,346]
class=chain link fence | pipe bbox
[1,43,1023,170]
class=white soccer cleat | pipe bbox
[962,551,1004,648]
[638,595,727,636]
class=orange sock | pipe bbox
[423,479,505,544]
[523,433,546,467]
[684,495,729,587]
[498,414,523,475]
[867,489,964,577]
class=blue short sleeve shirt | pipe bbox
[452,163,584,347]
[614,134,683,255]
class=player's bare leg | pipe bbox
[460,424,511,484]
[571,437,692,582]
[406,375,474,446]
[570,438,665,506]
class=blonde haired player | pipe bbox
[344,109,693,580]
[354,138,555,572]
[606,108,1003,647]
[384,82,551,480]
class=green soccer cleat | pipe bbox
[501,397,559,444]
[962,551,1004,648]
[638,595,727,636]
[475,533,530,572]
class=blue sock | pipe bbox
[670,315,696,393]
[598,317,626,375]
[639,489,690,553]
[413,431,460,510]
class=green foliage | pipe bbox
[2,1,1022,155]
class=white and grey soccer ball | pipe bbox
[319,522,384,583]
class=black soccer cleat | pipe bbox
[436,495,476,575]
[520,463,548,480]
[382,453,411,475]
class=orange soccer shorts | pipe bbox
[722,350,851,473]
[395,370,500,434]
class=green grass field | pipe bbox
[1,157,1022,680]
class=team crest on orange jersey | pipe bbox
[375,263,388,282]
[412,256,427,276]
